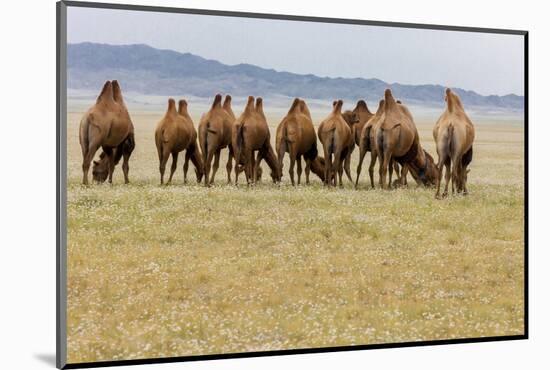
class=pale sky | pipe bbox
[67,6,525,96]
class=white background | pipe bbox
[0,0,545,369]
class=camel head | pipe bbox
[194,166,204,183]
[409,150,439,187]
[92,152,109,183]
[342,110,360,127]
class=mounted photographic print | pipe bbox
[56,1,528,368]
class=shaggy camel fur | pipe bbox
[318,100,353,187]
[232,96,280,185]
[154,98,204,185]
[276,98,325,185]
[79,80,133,185]
[198,94,235,186]
[433,88,475,198]
[376,89,438,189]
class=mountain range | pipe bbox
[67,42,523,110]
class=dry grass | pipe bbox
[66,103,525,364]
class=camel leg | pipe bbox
[355,145,368,189]
[388,159,394,189]
[167,151,179,184]
[443,160,452,197]
[392,161,401,187]
[277,142,286,183]
[435,159,445,198]
[344,151,353,183]
[253,151,263,184]
[379,151,392,190]
[296,156,303,185]
[233,158,240,186]
[81,143,100,185]
[451,156,461,195]
[103,147,115,184]
[226,147,233,184]
[183,151,190,184]
[456,161,464,194]
[288,154,296,186]
[204,149,215,187]
[210,149,221,185]
[159,147,171,185]
[122,151,130,184]
[244,149,253,185]
[334,150,343,187]
[323,146,332,187]
[305,159,311,185]
[369,151,378,189]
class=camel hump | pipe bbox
[245,96,255,112]
[212,94,222,109]
[112,80,124,104]
[332,99,343,114]
[167,98,177,114]
[223,95,232,109]
[384,89,397,111]
[288,98,301,114]
[255,97,264,112]
[355,100,370,113]
[178,99,188,115]
[96,81,114,104]
[376,99,385,114]
[446,88,464,112]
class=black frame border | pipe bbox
[56,1,529,369]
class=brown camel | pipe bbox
[354,99,406,189]
[340,109,360,183]
[223,95,264,182]
[232,96,280,185]
[376,89,438,189]
[318,100,353,187]
[79,80,133,185]
[154,98,204,185]
[276,98,325,185]
[433,88,475,198]
[198,94,235,186]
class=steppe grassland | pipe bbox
[66,98,524,363]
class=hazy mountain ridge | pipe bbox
[67,42,524,110]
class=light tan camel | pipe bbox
[433,88,475,198]
[79,80,133,185]
[154,98,204,185]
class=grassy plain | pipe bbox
[66,99,525,363]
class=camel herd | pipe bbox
[78,80,475,198]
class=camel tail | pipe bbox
[236,123,245,153]
[377,128,385,162]
[447,125,455,158]
[201,122,217,163]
